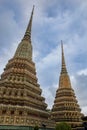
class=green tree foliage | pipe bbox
[55,122,72,130]
[34,125,39,130]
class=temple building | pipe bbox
[0,6,54,129]
[51,41,83,129]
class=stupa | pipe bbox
[0,6,54,129]
[51,41,83,129]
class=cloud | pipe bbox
[42,83,57,109]
[36,44,61,87]
[77,69,87,75]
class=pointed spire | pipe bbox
[22,5,34,41]
[14,6,34,60]
[61,40,67,74]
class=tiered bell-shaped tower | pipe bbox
[51,41,83,128]
[0,6,54,128]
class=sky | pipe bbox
[0,0,87,115]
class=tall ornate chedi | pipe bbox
[51,41,82,128]
[0,6,54,128]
